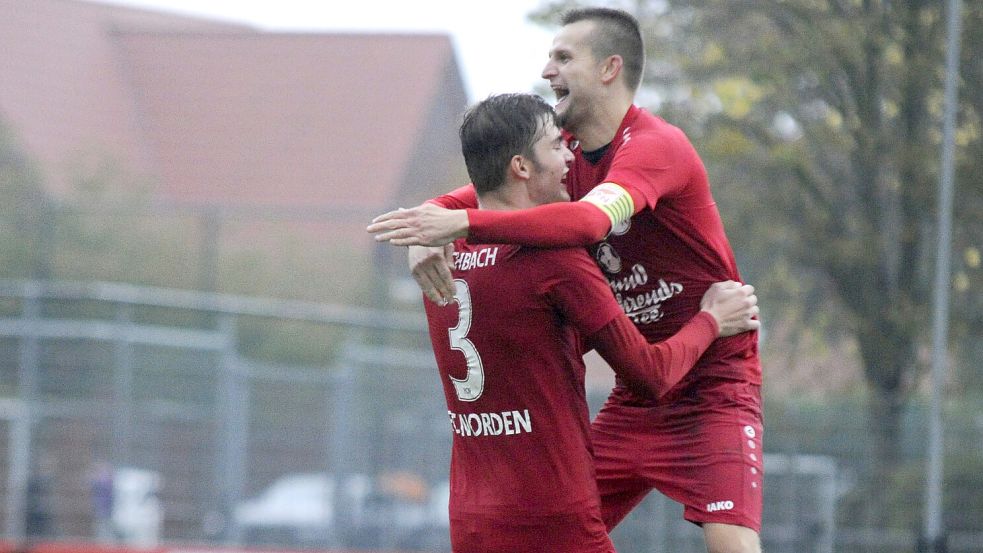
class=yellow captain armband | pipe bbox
[580,182,635,230]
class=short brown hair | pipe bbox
[561,7,644,91]
[459,94,558,194]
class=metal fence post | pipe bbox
[7,284,40,542]
[326,347,358,547]
[215,314,247,544]
[112,304,134,466]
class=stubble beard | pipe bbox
[557,99,588,139]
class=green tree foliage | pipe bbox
[648,1,982,487]
[533,0,982,523]
[950,1,983,397]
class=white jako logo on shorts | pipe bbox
[706,500,734,512]
[744,425,756,438]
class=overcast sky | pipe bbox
[89,0,560,102]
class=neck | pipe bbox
[571,93,633,152]
[477,181,534,212]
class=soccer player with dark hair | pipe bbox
[425,92,758,553]
[370,7,764,553]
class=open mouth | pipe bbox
[552,85,570,105]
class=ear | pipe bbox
[600,55,623,85]
[509,154,531,180]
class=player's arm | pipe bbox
[408,243,456,305]
[429,184,478,210]
[366,184,477,245]
[462,130,690,247]
[586,281,760,398]
[547,249,758,398]
[364,185,475,305]
[367,182,645,247]
[467,182,644,246]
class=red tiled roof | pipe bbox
[0,0,468,213]
[0,0,249,194]
[116,32,459,209]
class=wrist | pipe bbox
[458,209,471,239]
[697,309,721,336]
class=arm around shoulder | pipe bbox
[587,312,717,398]
[469,200,613,247]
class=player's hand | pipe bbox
[700,281,760,337]
[367,203,469,246]
[409,244,456,305]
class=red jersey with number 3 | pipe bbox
[423,241,621,553]
[430,107,759,390]
[566,105,759,390]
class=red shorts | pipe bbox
[450,508,615,553]
[591,377,763,532]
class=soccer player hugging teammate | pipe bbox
[419,93,757,553]
[370,8,765,553]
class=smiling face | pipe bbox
[524,117,574,206]
[541,20,603,135]
[459,93,568,199]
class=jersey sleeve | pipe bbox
[537,248,625,335]
[467,202,614,247]
[465,180,648,247]
[604,127,697,210]
[586,311,717,398]
[428,184,478,209]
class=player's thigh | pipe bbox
[704,522,761,553]
[598,485,649,531]
[450,510,614,553]
[592,380,764,531]
[591,403,653,530]
[591,401,649,490]
[658,380,764,531]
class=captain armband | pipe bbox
[580,182,635,231]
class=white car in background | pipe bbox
[233,473,349,545]
[112,467,163,547]
[232,472,448,549]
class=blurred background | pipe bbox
[0,0,980,552]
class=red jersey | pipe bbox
[435,106,760,390]
[567,106,759,388]
[423,241,621,553]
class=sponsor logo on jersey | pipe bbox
[595,242,622,273]
[448,409,532,437]
[453,247,499,271]
[608,263,649,292]
[605,263,684,324]
[706,500,734,513]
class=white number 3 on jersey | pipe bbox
[448,279,485,401]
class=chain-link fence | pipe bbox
[0,279,447,550]
[0,279,981,553]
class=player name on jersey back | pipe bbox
[453,247,500,271]
[448,409,532,437]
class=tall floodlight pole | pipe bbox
[924,0,962,551]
